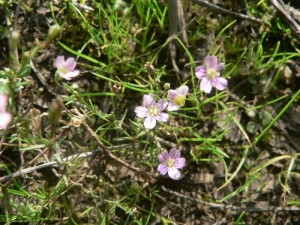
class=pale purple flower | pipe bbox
[195,56,227,93]
[0,94,12,129]
[55,56,80,80]
[168,85,189,111]
[158,148,186,180]
[134,93,169,129]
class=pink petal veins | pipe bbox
[177,86,188,96]
[167,102,179,111]
[144,116,156,129]
[158,163,168,175]
[205,56,218,69]
[143,94,156,107]
[215,63,224,72]
[159,151,169,162]
[212,77,228,90]
[65,57,77,71]
[55,56,65,69]
[174,158,186,169]
[156,112,169,122]
[169,148,181,159]
[195,66,206,79]
[168,90,177,100]
[157,99,168,111]
[134,106,149,118]
[200,77,212,93]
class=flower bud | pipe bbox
[46,24,61,43]
[163,83,170,90]
[48,96,63,137]
[247,108,257,118]
[20,51,31,70]
[31,108,41,134]
[9,30,20,53]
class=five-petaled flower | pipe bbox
[195,56,227,93]
[168,85,189,111]
[55,56,80,80]
[0,93,12,129]
[158,148,186,180]
[134,93,169,129]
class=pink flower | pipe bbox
[168,85,189,111]
[55,56,80,80]
[195,56,227,93]
[134,93,169,129]
[158,148,186,180]
[0,94,12,129]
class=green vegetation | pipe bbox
[1,0,300,224]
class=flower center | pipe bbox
[149,106,159,117]
[206,68,218,80]
[174,95,185,107]
[59,66,68,74]
[165,158,175,168]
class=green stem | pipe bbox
[253,89,300,145]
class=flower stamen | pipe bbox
[167,86,189,111]
[165,158,175,168]
[206,68,217,79]
[59,67,68,74]
[149,106,159,117]
[174,95,185,107]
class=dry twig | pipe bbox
[162,186,300,214]
[167,0,189,76]
[269,0,300,42]
[192,0,263,23]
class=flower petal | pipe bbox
[143,94,156,107]
[55,56,65,69]
[212,77,228,90]
[167,102,179,111]
[200,77,212,93]
[195,66,206,79]
[205,56,218,69]
[177,85,188,96]
[215,63,224,72]
[0,113,12,129]
[144,116,156,129]
[168,90,177,101]
[168,167,181,180]
[156,99,168,111]
[134,106,149,118]
[158,163,168,175]
[169,148,180,159]
[156,112,169,122]
[57,71,68,79]
[64,70,80,80]
[65,57,77,71]
[159,151,169,162]
[174,158,186,169]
